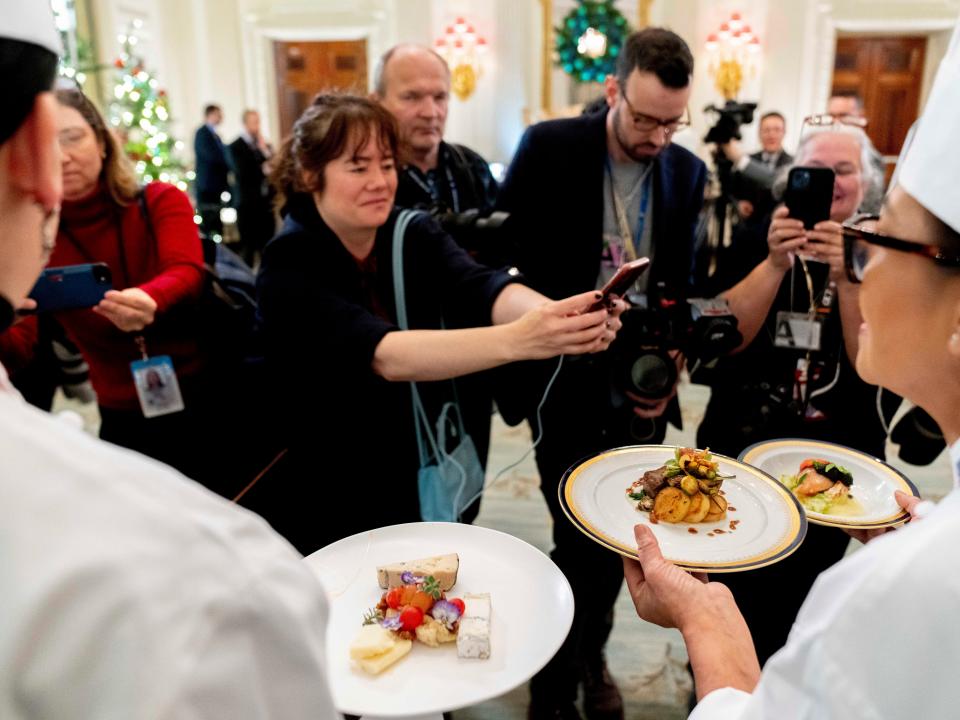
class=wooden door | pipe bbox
[832,36,926,184]
[273,40,368,139]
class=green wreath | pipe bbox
[555,0,631,83]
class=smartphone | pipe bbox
[589,258,651,312]
[29,263,113,312]
[784,166,835,230]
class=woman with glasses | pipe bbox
[695,118,888,665]
[0,86,230,494]
[621,34,960,715]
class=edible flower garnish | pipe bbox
[400,571,424,585]
[430,599,462,629]
[380,615,403,631]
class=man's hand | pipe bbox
[737,199,754,220]
[93,288,158,332]
[626,350,683,418]
[766,205,807,272]
[720,139,744,164]
[846,490,934,544]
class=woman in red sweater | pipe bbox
[0,86,227,491]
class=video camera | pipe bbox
[703,100,758,146]
[607,286,742,401]
[435,208,511,254]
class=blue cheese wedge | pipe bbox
[456,592,491,660]
[376,553,459,591]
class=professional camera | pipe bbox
[435,208,511,254]
[703,100,758,146]
[608,290,742,402]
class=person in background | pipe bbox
[623,23,960,716]
[497,27,707,720]
[827,92,884,212]
[372,44,501,513]
[229,109,276,267]
[247,94,624,556]
[0,85,231,497]
[193,103,230,239]
[0,4,340,718]
[721,111,794,221]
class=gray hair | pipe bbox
[372,44,450,97]
[773,124,884,216]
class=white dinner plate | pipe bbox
[739,439,920,528]
[559,445,806,573]
[304,522,574,717]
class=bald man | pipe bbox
[372,44,498,230]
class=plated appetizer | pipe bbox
[781,459,863,516]
[349,553,490,675]
[626,448,733,524]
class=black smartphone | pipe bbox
[589,257,651,311]
[784,166,835,230]
[29,263,113,312]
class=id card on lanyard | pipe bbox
[130,332,184,418]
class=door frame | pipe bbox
[238,14,386,144]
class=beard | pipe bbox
[613,105,665,162]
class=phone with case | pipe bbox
[784,166,835,230]
[28,262,113,312]
[589,257,651,312]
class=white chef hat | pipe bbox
[0,0,61,55]
[898,17,960,234]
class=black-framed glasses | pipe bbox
[842,213,960,283]
[803,113,869,130]
[619,85,690,135]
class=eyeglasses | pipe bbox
[841,213,960,283]
[803,113,869,130]
[619,85,690,136]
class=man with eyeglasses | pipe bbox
[496,27,706,720]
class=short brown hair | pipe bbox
[55,86,140,206]
[271,93,398,210]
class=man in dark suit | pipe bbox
[497,28,706,720]
[723,111,793,222]
[193,104,230,240]
[228,109,276,266]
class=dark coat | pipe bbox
[193,124,230,201]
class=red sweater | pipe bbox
[0,182,206,410]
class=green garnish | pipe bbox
[421,575,442,600]
[363,607,384,626]
[628,490,646,501]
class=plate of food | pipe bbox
[304,522,574,717]
[559,445,806,573]
[739,439,921,529]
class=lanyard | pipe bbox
[405,163,460,213]
[606,160,652,262]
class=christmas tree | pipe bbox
[108,21,193,192]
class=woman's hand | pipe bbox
[767,205,808,272]
[94,288,158,332]
[845,490,933,544]
[803,220,846,283]
[508,290,624,360]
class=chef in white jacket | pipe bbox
[0,5,340,719]
[621,16,960,719]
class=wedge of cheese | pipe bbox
[457,593,491,660]
[349,624,398,660]
[355,638,413,675]
[376,553,459,591]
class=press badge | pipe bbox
[774,311,822,351]
[131,355,185,418]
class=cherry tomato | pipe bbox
[449,598,465,615]
[799,459,828,471]
[386,587,403,610]
[399,605,424,631]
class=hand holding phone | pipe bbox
[784,166,835,230]
[589,258,651,312]
[28,263,113,313]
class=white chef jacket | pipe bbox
[691,441,960,719]
[0,364,340,719]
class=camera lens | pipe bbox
[792,170,811,189]
[628,352,676,399]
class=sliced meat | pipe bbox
[824,482,849,499]
[796,469,835,497]
[639,466,670,496]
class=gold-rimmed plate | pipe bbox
[739,439,920,529]
[559,445,806,573]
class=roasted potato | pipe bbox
[704,493,728,522]
[683,491,710,523]
[652,487,692,523]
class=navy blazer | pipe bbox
[497,109,707,300]
[193,124,230,199]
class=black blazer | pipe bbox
[497,109,707,300]
[228,137,268,208]
[193,125,230,199]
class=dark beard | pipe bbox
[612,105,662,163]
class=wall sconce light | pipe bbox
[435,17,489,101]
[705,11,761,100]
